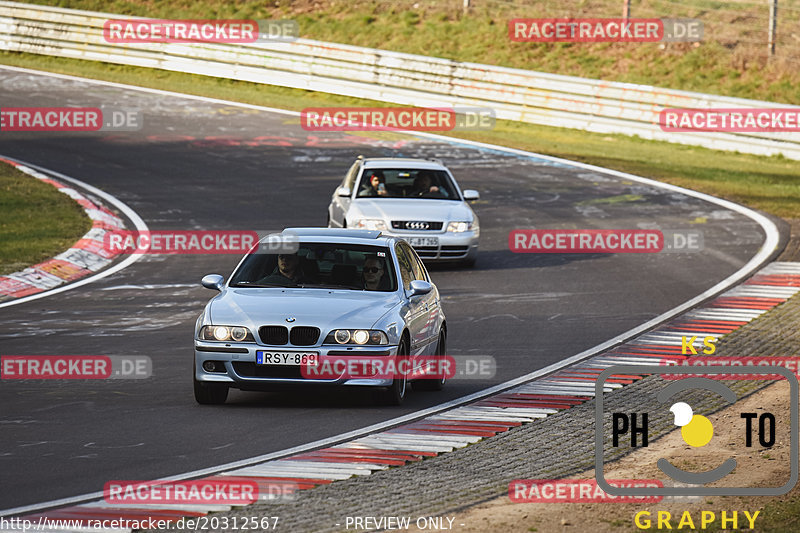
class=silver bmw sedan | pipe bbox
[194,228,447,405]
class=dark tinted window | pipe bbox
[356,169,458,200]
[395,243,415,291]
[230,243,396,291]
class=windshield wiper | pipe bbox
[231,282,292,288]
[298,283,357,290]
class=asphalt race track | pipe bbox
[0,68,769,510]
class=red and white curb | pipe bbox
[5,261,798,532]
[0,157,126,302]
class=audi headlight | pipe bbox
[325,329,388,345]
[200,325,255,342]
[354,219,387,231]
[447,221,473,233]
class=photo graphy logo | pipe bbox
[595,365,799,496]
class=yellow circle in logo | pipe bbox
[681,415,714,447]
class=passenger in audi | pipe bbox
[358,170,389,197]
[362,255,389,291]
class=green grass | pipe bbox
[758,495,800,532]
[1,50,798,220]
[12,0,800,104]
[0,160,92,275]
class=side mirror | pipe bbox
[463,189,480,201]
[407,280,432,298]
[337,185,352,197]
[201,274,225,291]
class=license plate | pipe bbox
[256,351,318,366]
[406,237,439,247]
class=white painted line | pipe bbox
[762,262,800,273]
[724,285,798,297]
[78,501,232,512]
[0,156,149,310]
[348,441,454,453]
[382,432,482,444]
[281,461,390,472]
[0,65,781,518]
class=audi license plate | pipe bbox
[256,351,318,366]
[407,237,439,247]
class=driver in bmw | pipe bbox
[260,253,306,286]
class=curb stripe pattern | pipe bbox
[0,158,126,302]
[8,262,799,532]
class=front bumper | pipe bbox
[195,341,400,390]
[386,230,479,261]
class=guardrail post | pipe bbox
[768,0,778,56]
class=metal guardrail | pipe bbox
[1,1,799,160]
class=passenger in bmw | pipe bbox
[259,253,306,286]
[362,255,389,291]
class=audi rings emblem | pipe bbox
[405,221,430,230]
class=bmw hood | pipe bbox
[206,288,398,336]
[350,199,474,224]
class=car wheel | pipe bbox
[381,336,409,405]
[193,362,229,405]
[412,329,446,391]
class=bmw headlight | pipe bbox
[447,221,475,233]
[200,325,255,342]
[354,219,387,231]
[325,329,388,345]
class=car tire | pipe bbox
[381,337,409,405]
[193,362,229,405]
[412,329,446,391]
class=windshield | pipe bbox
[355,168,459,200]
[229,243,397,291]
